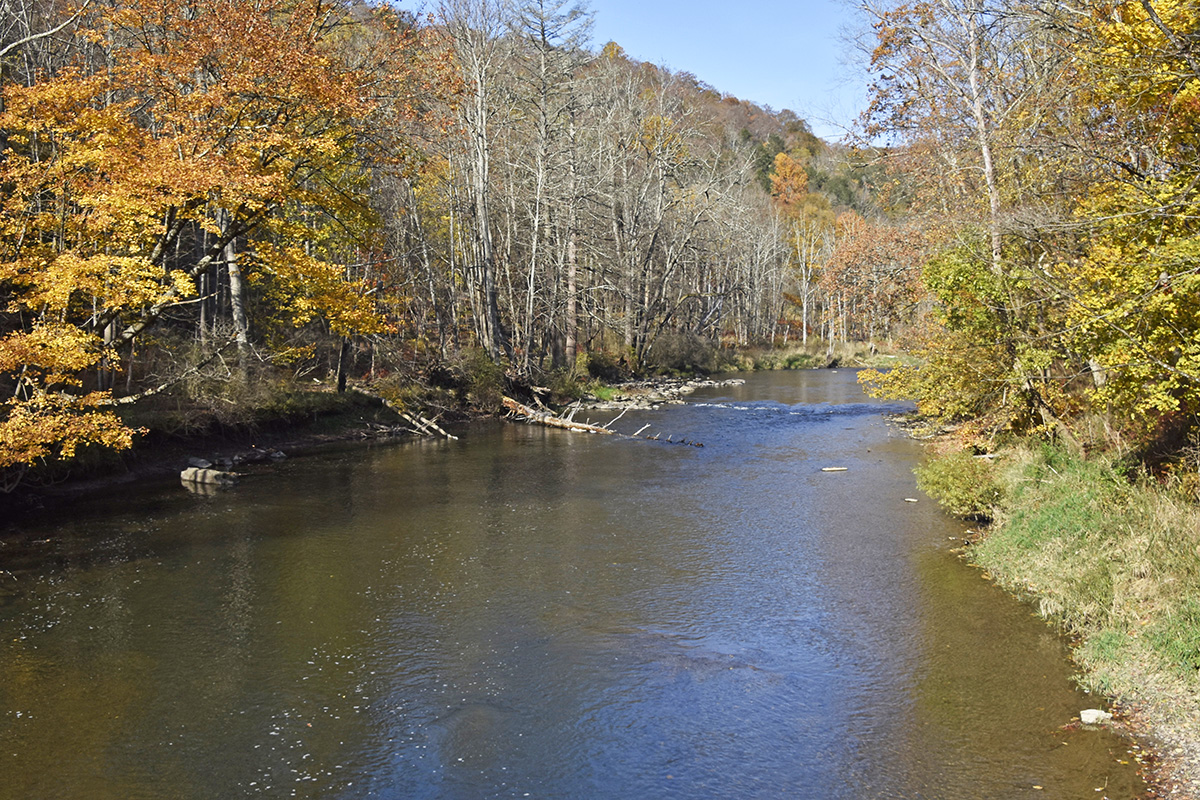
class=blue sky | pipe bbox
[587,0,869,141]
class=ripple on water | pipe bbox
[0,370,1142,800]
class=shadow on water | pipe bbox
[0,370,1144,799]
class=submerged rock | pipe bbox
[231,447,285,465]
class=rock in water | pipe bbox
[1080,709,1112,725]
[180,467,239,486]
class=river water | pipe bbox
[0,370,1142,799]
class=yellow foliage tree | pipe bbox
[1059,0,1200,433]
[0,0,439,485]
[769,152,809,214]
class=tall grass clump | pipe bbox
[914,450,1003,519]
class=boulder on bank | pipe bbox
[1080,709,1113,725]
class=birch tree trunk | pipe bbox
[441,0,509,362]
[220,210,251,374]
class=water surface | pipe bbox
[0,370,1142,799]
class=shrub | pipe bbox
[458,348,505,411]
[784,352,822,369]
[723,353,756,372]
[914,450,1003,519]
[584,351,627,382]
[645,332,719,376]
[548,370,585,403]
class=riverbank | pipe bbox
[0,388,426,516]
[5,341,903,502]
[917,442,1200,799]
[578,377,745,410]
[3,374,751,514]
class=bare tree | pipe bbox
[439,0,510,361]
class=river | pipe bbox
[0,370,1142,799]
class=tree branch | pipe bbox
[0,0,93,61]
[1139,0,1200,80]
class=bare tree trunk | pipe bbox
[964,0,1004,275]
[221,210,250,374]
[336,337,350,393]
[564,113,579,369]
[441,0,509,362]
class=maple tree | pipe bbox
[769,152,809,212]
[0,0,442,482]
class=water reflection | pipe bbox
[0,371,1142,799]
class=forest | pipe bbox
[0,0,1197,490]
[5,0,1200,785]
[856,0,1200,464]
[0,0,895,489]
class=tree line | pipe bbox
[856,0,1200,457]
[0,0,898,486]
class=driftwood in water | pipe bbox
[502,397,615,435]
[399,410,457,440]
[502,396,702,447]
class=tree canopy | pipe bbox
[857,0,1200,453]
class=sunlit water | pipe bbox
[0,370,1142,799]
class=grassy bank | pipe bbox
[918,444,1200,790]
[722,341,918,372]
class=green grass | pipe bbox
[1147,596,1200,675]
[589,384,618,402]
[929,444,1200,703]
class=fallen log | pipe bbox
[400,410,458,440]
[501,396,703,447]
[349,387,458,440]
[502,397,615,435]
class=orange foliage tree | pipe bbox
[821,211,928,344]
[0,0,441,485]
